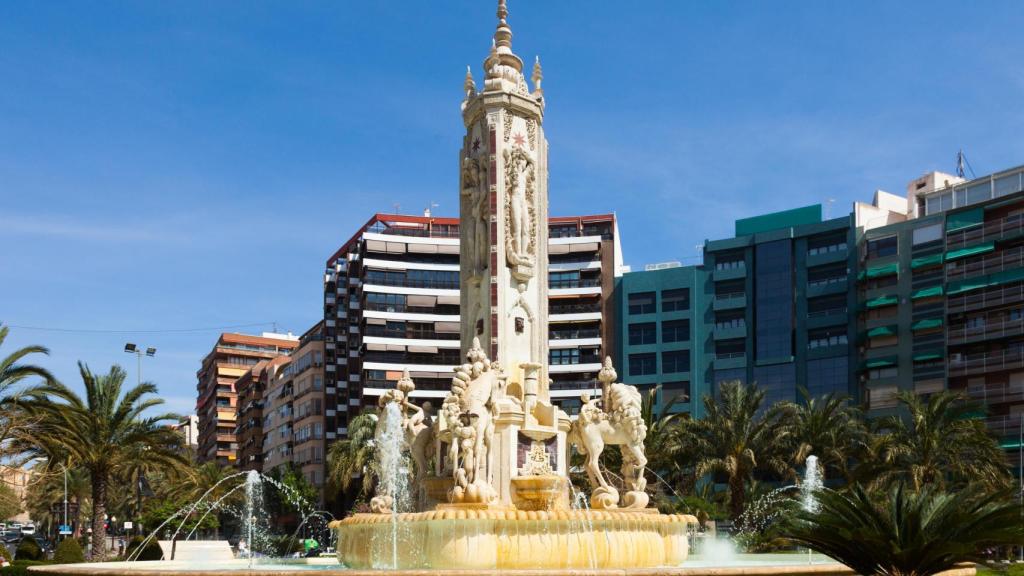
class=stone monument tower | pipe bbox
[456,0,570,508]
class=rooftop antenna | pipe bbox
[393,202,401,214]
[956,149,976,179]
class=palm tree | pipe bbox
[782,482,1024,576]
[880,390,1009,491]
[780,387,865,481]
[18,363,186,559]
[673,381,793,523]
[327,411,378,506]
[0,324,54,451]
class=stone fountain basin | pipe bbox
[25,557,979,575]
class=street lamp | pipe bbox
[123,343,156,387]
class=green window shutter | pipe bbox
[864,294,899,309]
[912,351,944,362]
[911,317,943,331]
[945,207,984,232]
[945,242,995,261]
[910,285,944,300]
[865,263,899,279]
[910,253,944,269]
[989,267,1024,287]
[866,325,897,338]
[861,356,897,370]
[947,276,990,295]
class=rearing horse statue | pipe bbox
[568,357,649,509]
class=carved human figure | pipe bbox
[503,147,535,269]
[461,156,489,277]
[446,338,500,504]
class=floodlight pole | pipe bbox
[62,463,68,539]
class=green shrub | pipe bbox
[52,538,85,564]
[0,544,10,563]
[126,535,163,561]
[13,539,42,562]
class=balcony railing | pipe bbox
[948,317,1024,345]
[549,303,602,315]
[964,382,1024,405]
[366,222,460,239]
[949,345,1024,377]
[946,213,1024,250]
[946,245,1024,282]
[550,328,601,340]
[807,307,847,318]
[364,326,461,340]
[362,302,459,315]
[549,278,602,289]
[715,291,746,300]
[715,351,745,360]
[985,415,1023,439]
[947,281,1024,314]
[363,276,459,290]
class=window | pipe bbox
[662,319,690,343]
[808,294,846,317]
[662,350,690,373]
[628,323,656,345]
[866,236,898,259]
[715,279,745,299]
[807,233,848,255]
[549,271,581,289]
[662,381,690,405]
[912,223,943,245]
[755,239,794,360]
[715,251,745,270]
[628,292,656,315]
[808,327,848,349]
[925,192,953,215]
[715,310,745,330]
[549,349,579,365]
[716,338,745,359]
[868,334,898,349]
[366,292,406,312]
[806,357,848,398]
[629,353,657,376]
[662,288,690,312]
[867,366,898,380]
[865,274,898,290]
[868,385,899,409]
[807,262,847,288]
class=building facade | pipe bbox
[616,163,1024,466]
[196,332,298,465]
[322,212,623,431]
[261,322,327,502]
[172,415,199,448]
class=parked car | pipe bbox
[20,525,35,536]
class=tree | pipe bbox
[17,363,186,560]
[673,381,793,523]
[880,391,1010,491]
[327,411,378,506]
[0,324,54,455]
[782,483,1024,576]
[779,387,865,481]
[265,463,319,529]
[0,481,21,521]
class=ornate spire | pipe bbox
[489,0,522,74]
[531,55,543,93]
[464,65,476,97]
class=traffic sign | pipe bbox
[58,525,72,535]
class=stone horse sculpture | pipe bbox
[446,337,500,504]
[568,357,649,509]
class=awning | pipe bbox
[407,294,437,307]
[910,285,944,300]
[435,321,460,333]
[912,351,944,362]
[865,294,898,309]
[912,317,943,331]
[862,263,899,280]
[945,242,995,261]
[437,294,461,305]
[866,325,897,338]
[945,207,984,232]
[947,276,989,295]
[861,357,897,370]
[989,267,1024,287]
[910,253,944,269]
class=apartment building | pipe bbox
[261,322,327,502]
[615,162,1024,468]
[322,213,623,431]
[196,332,298,465]
[235,358,289,472]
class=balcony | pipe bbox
[964,381,1024,405]
[947,282,1024,314]
[948,317,1024,345]
[365,222,460,239]
[713,324,746,340]
[946,213,1024,251]
[364,326,460,340]
[713,353,747,369]
[364,276,459,290]
[985,415,1023,439]
[712,262,746,281]
[549,302,601,315]
[949,346,1024,377]
[549,278,602,289]
[946,246,1024,282]
[550,328,601,340]
[713,292,746,311]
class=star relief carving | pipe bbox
[512,133,526,147]
[472,138,482,153]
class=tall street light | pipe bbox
[123,343,156,387]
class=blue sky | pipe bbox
[2,1,1022,414]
